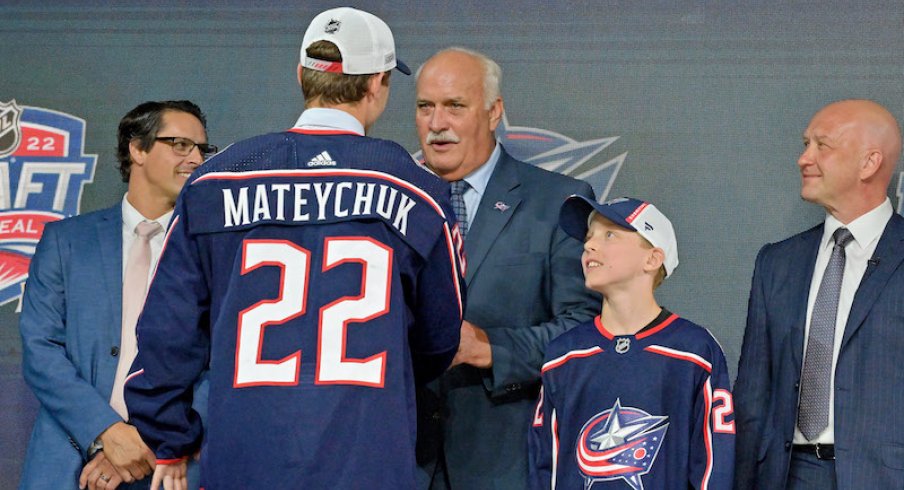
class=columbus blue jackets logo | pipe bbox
[413,112,625,202]
[576,399,668,490]
[0,102,96,306]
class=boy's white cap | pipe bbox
[559,195,680,277]
[301,7,411,75]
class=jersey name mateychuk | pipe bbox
[221,181,417,236]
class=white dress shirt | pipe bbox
[794,198,893,444]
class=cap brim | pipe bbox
[395,59,411,75]
[559,195,639,241]
[559,195,597,240]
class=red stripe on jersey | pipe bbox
[149,215,179,285]
[287,128,362,136]
[124,368,144,385]
[532,386,545,427]
[701,377,715,489]
[636,313,679,339]
[542,346,603,373]
[643,345,712,372]
[442,223,465,318]
[156,457,188,465]
[551,409,560,488]
[594,316,613,340]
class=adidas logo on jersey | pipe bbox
[307,151,336,167]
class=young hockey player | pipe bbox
[529,196,734,490]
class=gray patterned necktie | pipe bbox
[450,180,470,239]
[798,227,854,440]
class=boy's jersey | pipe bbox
[529,311,735,490]
[125,129,465,489]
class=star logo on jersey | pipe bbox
[412,112,625,202]
[576,399,668,490]
[0,103,96,307]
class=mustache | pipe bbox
[426,131,460,145]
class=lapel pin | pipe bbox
[494,201,510,212]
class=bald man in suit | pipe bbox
[735,99,904,489]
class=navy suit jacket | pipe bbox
[734,212,904,489]
[19,204,205,489]
[417,147,601,489]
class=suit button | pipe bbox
[785,441,792,450]
[111,346,119,356]
[794,382,800,390]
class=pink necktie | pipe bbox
[110,220,163,419]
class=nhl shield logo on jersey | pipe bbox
[0,103,96,306]
[413,112,626,202]
[576,398,669,490]
[615,337,631,354]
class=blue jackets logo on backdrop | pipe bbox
[0,102,96,306]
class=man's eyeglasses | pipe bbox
[155,137,218,157]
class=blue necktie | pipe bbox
[450,180,470,239]
[798,227,854,440]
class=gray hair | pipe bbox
[416,46,502,109]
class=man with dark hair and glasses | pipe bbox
[19,100,215,490]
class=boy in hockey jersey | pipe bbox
[124,7,465,490]
[528,196,734,489]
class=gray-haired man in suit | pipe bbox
[413,47,601,490]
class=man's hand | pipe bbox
[79,452,123,490]
[98,421,156,482]
[450,321,493,368]
[151,459,188,490]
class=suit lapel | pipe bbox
[789,226,823,370]
[97,205,123,332]
[841,214,904,348]
[463,150,521,284]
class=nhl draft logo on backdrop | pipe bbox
[0,101,96,306]
[0,100,23,159]
[413,112,627,202]
[577,399,669,490]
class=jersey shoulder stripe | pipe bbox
[542,346,603,374]
[643,344,713,373]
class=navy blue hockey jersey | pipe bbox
[125,128,465,489]
[529,311,734,490]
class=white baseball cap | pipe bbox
[559,196,680,277]
[301,7,411,76]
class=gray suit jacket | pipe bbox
[418,148,601,489]
[734,213,904,489]
[18,204,205,489]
